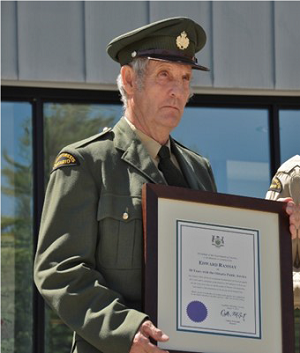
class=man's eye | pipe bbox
[183,75,191,81]
[159,71,169,78]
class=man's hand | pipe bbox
[279,197,300,239]
[130,320,169,353]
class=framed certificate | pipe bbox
[142,183,294,353]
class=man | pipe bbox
[34,17,296,353]
[265,155,300,269]
[265,155,300,352]
[34,17,217,353]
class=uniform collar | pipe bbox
[124,116,171,160]
[113,117,166,184]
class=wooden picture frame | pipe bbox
[142,183,294,353]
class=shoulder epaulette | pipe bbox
[72,127,113,149]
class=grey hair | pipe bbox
[117,58,149,110]
[116,58,194,109]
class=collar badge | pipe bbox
[176,31,190,50]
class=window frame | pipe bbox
[2,85,300,353]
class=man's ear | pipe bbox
[121,65,135,96]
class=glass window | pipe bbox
[172,107,270,198]
[1,102,33,353]
[279,109,300,163]
[43,102,122,353]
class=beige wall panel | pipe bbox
[212,1,274,89]
[274,2,300,90]
[17,1,85,82]
[1,1,18,80]
[149,1,213,87]
[85,1,148,84]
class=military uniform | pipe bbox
[34,16,215,353]
[34,117,216,353]
[265,155,300,269]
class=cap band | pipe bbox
[132,49,209,71]
[135,49,195,60]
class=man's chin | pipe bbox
[162,115,182,130]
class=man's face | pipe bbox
[130,60,192,140]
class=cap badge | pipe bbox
[176,31,190,50]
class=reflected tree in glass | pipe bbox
[1,106,33,353]
[44,104,119,174]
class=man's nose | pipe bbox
[169,80,186,98]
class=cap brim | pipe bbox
[143,55,210,71]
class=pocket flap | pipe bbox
[97,193,142,221]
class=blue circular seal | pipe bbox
[186,301,208,323]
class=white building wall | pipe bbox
[2,1,300,94]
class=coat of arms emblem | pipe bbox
[212,235,224,248]
[176,31,190,50]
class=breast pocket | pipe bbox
[96,193,142,270]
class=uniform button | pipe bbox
[122,212,129,220]
[103,127,109,132]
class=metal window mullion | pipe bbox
[269,104,281,179]
[32,96,45,353]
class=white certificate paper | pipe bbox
[177,220,261,339]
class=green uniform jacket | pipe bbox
[34,117,217,353]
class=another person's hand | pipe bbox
[279,197,300,239]
[130,320,169,353]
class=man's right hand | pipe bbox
[130,320,169,353]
